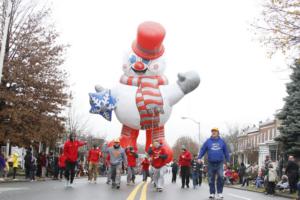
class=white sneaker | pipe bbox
[65,180,69,188]
[209,194,215,199]
[69,182,73,188]
[217,193,224,199]
[93,180,97,184]
[88,180,91,184]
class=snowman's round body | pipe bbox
[112,83,175,130]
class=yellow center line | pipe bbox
[126,182,145,200]
[139,180,149,200]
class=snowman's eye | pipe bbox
[142,58,150,65]
[129,55,136,64]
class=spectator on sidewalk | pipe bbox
[52,153,59,180]
[266,163,277,195]
[238,162,246,184]
[178,145,192,189]
[4,157,9,179]
[297,181,300,200]
[241,164,252,187]
[141,157,150,182]
[39,152,47,180]
[171,159,178,183]
[24,148,32,179]
[285,155,299,194]
[276,175,289,191]
[30,155,37,182]
[255,171,264,188]
[12,153,19,180]
[0,153,5,180]
[224,166,232,184]
[230,169,239,185]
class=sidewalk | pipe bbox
[224,184,297,199]
[0,176,53,184]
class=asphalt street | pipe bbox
[0,174,291,200]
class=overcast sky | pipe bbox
[47,0,290,146]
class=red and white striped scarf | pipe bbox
[120,75,168,129]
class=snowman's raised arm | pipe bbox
[177,71,200,95]
[161,71,200,107]
[95,85,105,93]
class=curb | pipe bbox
[224,185,295,199]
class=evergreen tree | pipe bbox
[276,59,300,158]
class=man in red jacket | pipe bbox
[63,133,87,187]
[179,145,192,189]
[87,145,101,183]
[125,146,138,185]
[58,151,66,180]
[148,140,168,192]
[141,157,150,182]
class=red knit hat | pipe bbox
[132,21,165,60]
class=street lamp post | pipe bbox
[181,117,201,145]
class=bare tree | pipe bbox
[253,0,300,58]
[172,136,199,161]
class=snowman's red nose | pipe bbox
[134,61,145,71]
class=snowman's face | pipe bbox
[122,51,166,77]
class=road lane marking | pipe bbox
[126,182,145,200]
[0,187,29,194]
[228,193,252,200]
[140,181,149,200]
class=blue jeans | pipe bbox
[192,171,199,186]
[208,162,224,194]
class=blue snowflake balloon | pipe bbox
[89,90,116,121]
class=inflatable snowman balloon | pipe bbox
[91,21,200,163]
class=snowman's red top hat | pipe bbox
[132,21,165,60]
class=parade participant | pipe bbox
[105,138,127,189]
[178,145,192,189]
[171,159,178,183]
[191,155,202,189]
[148,140,168,192]
[286,155,299,194]
[87,145,101,183]
[106,153,111,184]
[63,133,87,188]
[141,157,150,182]
[58,151,66,180]
[198,128,230,199]
[125,146,138,185]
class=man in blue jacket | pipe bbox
[198,128,230,199]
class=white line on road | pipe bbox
[0,187,29,194]
[228,193,252,200]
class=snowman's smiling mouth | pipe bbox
[131,67,148,74]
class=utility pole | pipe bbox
[0,0,12,83]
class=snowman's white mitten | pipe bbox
[176,71,200,94]
[95,85,105,93]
